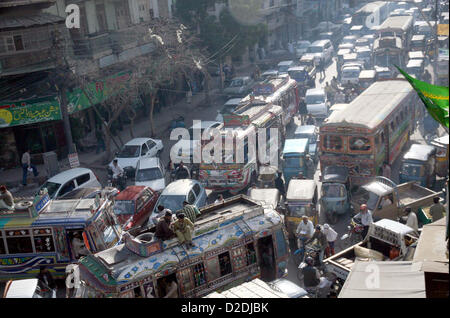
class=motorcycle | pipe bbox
[296,243,324,282]
[305,272,343,298]
[339,217,364,249]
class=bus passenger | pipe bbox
[0,185,14,210]
[172,213,195,249]
[155,211,175,241]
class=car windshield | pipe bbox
[322,184,346,198]
[287,205,310,218]
[401,163,424,177]
[117,145,140,158]
[343,69,361,78]
[230,79,243,87]
[307,46,322,53]
[156,195,186,213]
[306,94,325,104]
[39,181,61,198]
[136,168,163,182]
[113,200,135,215]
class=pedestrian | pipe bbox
[323,224,338,258]
[320,58,326,78]
[298,97,308,123]
[331,76,339,91]
[155,210,175,240]
[305,154,315,179]
[305,225,328,265]
[429,196,445,222]
[214,194,225,204]
[404,207,418,233]
[178,200,201,223]
[382,162,392,179]
[0,185,14,210]
[37,266,56,298]
[172,213,195,249]
[354,204,373,239]
[21,149,39,186]
[324,82,334,104]
[274,171,286,196]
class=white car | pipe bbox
[171,121,221,164]
[341,65,362,85]
[135,157,166,192]
[38,167,101,199]
[109,137,163,176]
[305,88,328,119]
[3,279,55,298]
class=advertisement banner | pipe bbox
[67,71,132,114]
[0,97,61,128]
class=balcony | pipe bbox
[72,32,113,60]
[0,48,55,76]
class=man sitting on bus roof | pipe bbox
[172,213,195,249]
[155,211,175,241]
[0,185,14,211]
[178,201,201,223]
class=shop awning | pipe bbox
[338,261,426,298]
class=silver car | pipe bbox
[223,76,255,97]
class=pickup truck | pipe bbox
[324,219,418,281]
[351,177,442,221]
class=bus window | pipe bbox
[133,285,143,298]
[177,267,194,293]
[218,252,233,276]
[0,232,5,254]
[193,263,207,288]
[257,235,276,282]
[33,228,55,253]
[6,229,33,254]
[323,135,343,151]
[349,137,371,152]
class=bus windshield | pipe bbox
[322,184,346,198]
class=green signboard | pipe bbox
[0,96,61,128]
[0,71,132,128]
[67,71,132,114]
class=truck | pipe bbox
[351,177,442,221]
[324,219,418,281]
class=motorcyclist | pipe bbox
[354,204,373,239]
[305,224,328,265]
[295,216,314,250]
[111,159,125,189]
[301,256,321,294]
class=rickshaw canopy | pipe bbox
[403,144,436,162]
[322,166,349,184]
[282,139,309,156]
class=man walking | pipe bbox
[319,58,326,79]
[323,224,338,258]
[298,97,308,124]
[21,149,38,186]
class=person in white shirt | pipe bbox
[405,207,419,233]
[296,216,314,249]
[323,223,338,257]
[354,204,373,239]
[111,159,124,178]
[214,194,225,204]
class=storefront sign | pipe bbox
[67,71,132,114]
[0,97,61,128]
[437,24,449,36]
[68,152,80,168]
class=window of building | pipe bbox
[33,228,55,253]
[13,35,24,51]
[6,229,33,254]
[323,135,343,151]
[206,257,221,282]
[218,252,233,276]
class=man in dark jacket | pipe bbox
[174,162,190,179]
[298,97,308,123]
[302,256,321,291]
[155,211,175,240]
[306,225,328,265]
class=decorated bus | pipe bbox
[72,195,290,298]
[0,192,122,281]
[199,104,284,194]
[319,80,416,185]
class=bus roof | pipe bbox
[78,196,282,286]
[377,15,413,32]
[321,80,412,130]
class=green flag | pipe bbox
[395,66,449,129]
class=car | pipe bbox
[342,35,358,45]
[341,64,362,85]
[268,278,308,298]
[277,60,296,74]
[147,179,207,226]
[223,76,255,97]
[295,40,311,58]
[109,137,163,177]
[361,34,375,47]
[3,279,55,298]
[294,125,318,162]
[59,186,119,200]
[305,88,328,119]
[406,59,424,80]
[215,98,242,122]
[113,185,159,230]
[355,46,372,67]
[38,167,101,199]
[135,157,166,192]
[355,37,371,49]
[338,42,355,52]
[172,121,221,163]
[306,39,334,64]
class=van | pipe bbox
[305,88,328,119]
[306,39,334,64]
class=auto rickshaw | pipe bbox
[257,165,278,188]
[284,179,318,239]
[430,134,449,178]
[399,144,436,188]
[319,166,352,224]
